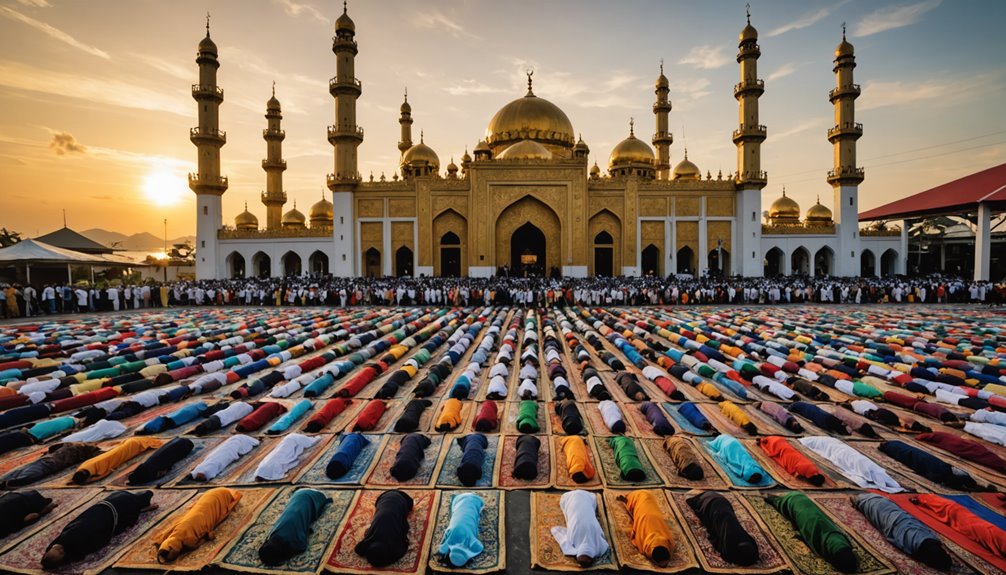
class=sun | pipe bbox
[143,167,187,206]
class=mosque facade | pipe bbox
[190,6,904,281]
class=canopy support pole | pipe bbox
[975,202,991,281]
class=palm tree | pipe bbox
[0,228,21,247]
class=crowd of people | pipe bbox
[1,273,1003,318]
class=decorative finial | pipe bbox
[420,130,424,143]
[782,186,786,197]
[629,118,634,137]
[816,194,821,204]
[244,200,248,210]
[659,58,664,75]
[343,0,347,14]
[206,12,211,36]
[746,3,751,24]
[684,147,689,159]
[842,21,846,40]
[271,81,276,98]
[293,199,297,208]
[526,68,534,95]
[403,86,408,102]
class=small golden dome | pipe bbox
[485,74,575,152]
[497,139,553,160]
[446,158,458,173]
[461,149,472,163]
[574,135,589,151]
[198,34,217,55]
[309,194,334,227]
[474,140,490,152]
[401,138,440,169]
[590,162,601,177]
[656,73,669,89]
[335,4,355,34]
[281,203,307,228]
[806,197,834,223]
[609,134,654,168]
[769,189,801,220]
[234,203,258,230]
[836,38,854,57]
[671,150,701,180]
[740,23,758,43]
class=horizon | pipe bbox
[2,0,1005,238]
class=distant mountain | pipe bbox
[80,228,196,251]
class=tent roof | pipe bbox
[859,162,1006,221]
[0,239,128,265]
[34,227,113,253]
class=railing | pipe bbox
[261,159,287,169]
[827,122,863,138]
[260,190,288,203]
[736,170,768,183]
[652,131,674,141]
[732,124,767,140]
[262,128,286,138]
[828,84,861,99]
[189,127,226,143]
[188,173,228,187]
[827,166,865,180]
[327,125,365,140]
[733,79,765,97]
[326,173,360,187]
[329,77,362,91]
[191,84,224,99]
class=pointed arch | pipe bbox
[588,208,621,276]
[861,249,876,277]
[764,246,785,276]
[791,246,810,276]
[226,251,245,278]
[495,195,561,276]
[251,251,271,278]
[282,251,302,277]
[309,250,329,275]
[433,208,467,277]
[881,248,899,277]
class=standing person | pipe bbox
[107,285,120,311]
[42,284,55,314]
[74,286,87,313]
[6,284,20,318]
[23,284,36,317]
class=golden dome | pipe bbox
[836,38,854,57]
[806,197,834,223]
[335,4,355,34]
[309,194,334,227]
[485,74,575,152]
[281,203,307,228]
[446,158,458,174]
[474,140,490,152]
[461,149,472,163]
[740,23,758,43]
[401,135,440,169]
[234,202,258,230]
[769,189,801,220]
[497,139,553,160]
[590,162,601,177]
[198,33,217,55]
[671,150,701,180]
[608,131,654,169]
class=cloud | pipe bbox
[858,73,995,111]
[0,6,109,59]
[135,54,191,81]
[767,1,848,37]
[48,131,87,155]
[15,0,51,6]
[444,79,506,96]
[678,46,729,70]
[273,0,328,24]
[412,10,480,40]
[668,77,712,108]
[854,0,941,37]
[766,62,797,82]
[773,118,826,141]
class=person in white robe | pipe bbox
[550,490,609,566]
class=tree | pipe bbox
[0,228,21,247]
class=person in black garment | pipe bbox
[41,490,157,568]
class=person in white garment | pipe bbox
[550,490,610,566]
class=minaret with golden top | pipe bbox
[262,83,287,230]
[829,24,864,276]
[652,61,673,180]
[398,89,413,158]
[733,6,766,276]
[328,1,360,276]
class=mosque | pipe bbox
[189,5,905,281]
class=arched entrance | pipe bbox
[439,232,461,277]
[309,251,329,275]
[395,246,413,277]
[282,251,302,276]
[861,249,876,277]
[364,248,381,277]
[593,231,614,277]
[815,246,834,276]
[764,247,784,276]
[227,252,245,278]
[511,222,546,276]
[791,247,810,276]
[707,248,729,277]
[676,246,694,275]
[642,244,660,276]
[252,251,271,278]
[881,249,898,277]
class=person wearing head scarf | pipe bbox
[354,490,413,567]
[353,399,388,432]
[390,433,431,481]
[719,401,757,434]
[549,490,609,566]
[472,401,499,432]
[436,493,485,567]
[511,435,540,480]
[455,433,488,486]
[394,399,432,433]
[41,490,156,569]
[608,436,646,482]
[326,433,369,479]
[705,434,767,485]
[258,489,332,566]
[788,402,849,435]
[853,493,952,570]
[878,440,982,491]
[155,487,242,562]
[639,402,674,436]
[515,400,539,433]
[618,490,675,566]
[686,492,759,566]
[677,402,713,431]
[555,400,584,435]
[767,491,857,572]
[72,437,163,484]
[254,434,320,481]
[557,436,595,484]
[663,436,704,480]
[0,491,55,537]
[596,400,626,434]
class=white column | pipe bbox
[664,218,672,277]
[833,185,859,276]
[698,217,708,277]
[195,195,221,280]
[736,188,763,276]
[382,218,392,276]
[899,221,909,275]
[781,248,791,275]
[331,191,355,276]
[975,202,991,281]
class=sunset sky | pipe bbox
[1,0,1004,238]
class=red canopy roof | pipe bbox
[859,162,1006,221]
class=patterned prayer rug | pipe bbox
[365,433,444,488]
[428,490,505,574]
[662,402,715,436]
[293,432,382,485]
[496,434,552,489]
[529,491,617,571]
[591,435,663,487]
[601,488,699,573]
[0,488,102,554]
[547,402,591,436]
[500,400,549,435]
[551,435,602,490]
[434,434,499,489]
[640,437,730,489]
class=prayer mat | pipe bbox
[583,401,631,437]
[973,492,1006,514]
[745,405,804,437]
[432,399,475,434]
[702,404,760,438]
[740,437,854,490]
[428,490,505,574]
[115,487,273,572]
[809,494,977,575]
[700,437,777,489]
[0,445,49,478]
[551,435,602,490]
[325,489,440,575]
[601,489,699,573]
[0,489,195,575]
[662,402,715,436]
[228,435,332,485]
[217,487,356,575]
[0,488,102,554]
[387,398,440,434]
[107,437,221,488]
[743,494,894,575]
[294,433,382,485]
[640,438,730,490]
[468,401,504,433]
[529,491,617,571]
[883,493,1006,573]
[501,400,549,435]
[496,435,552,490]
[591,435,663,488]
[667,490,790,574]
[39,440,156,489]
[547,402,591,436]
[364,433,445,488]
[434,434,500,489]
[624,402,671,439]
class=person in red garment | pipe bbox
[757,436,826,486]
[911,493,1006,559]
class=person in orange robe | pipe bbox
[435,398,463,432]
[719,401,757,434]
[155,487,242,562]
[758,436,825,486]
[72,437,163,484]
[912,493,1006,559]
[618,490,676,566]
[557,436,595,483]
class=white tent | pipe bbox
[0,239,135,283]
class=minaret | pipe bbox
[652,61,673,180]
[190,14,227,280]
[398,89,413,157]
[733,6,767,276]
[327,1,360,276]
[261,83,287,230]
[829,24,864,276]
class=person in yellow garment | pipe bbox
[72,437,163,484]
[616,490,676,566]
[435,398,464,431]
[557,436,596,484]
[719,400,758,434]
[155,487,242,562]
